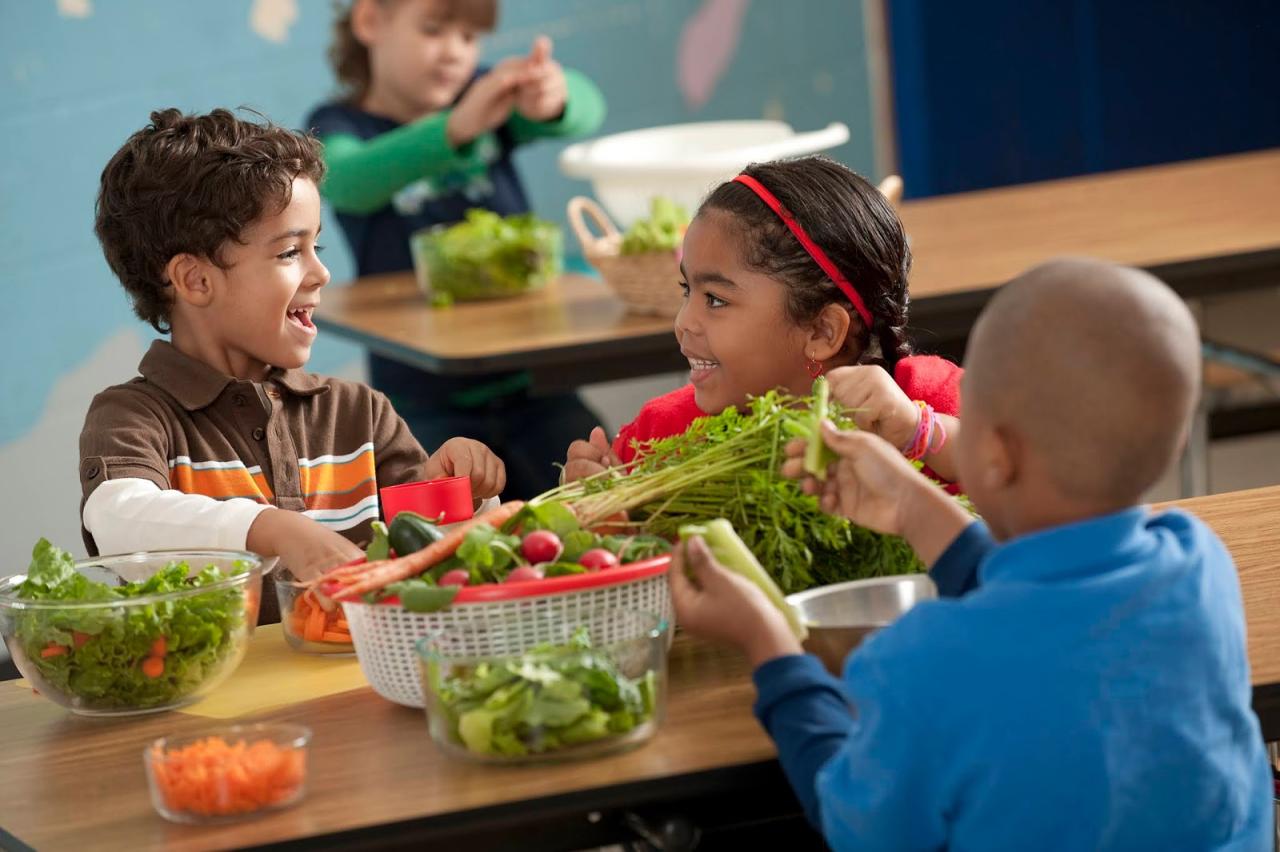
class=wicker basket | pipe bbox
[342,556,674,708]
[568,196,684,317]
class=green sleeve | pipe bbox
[318,113,498,215]
[508,68,607,147]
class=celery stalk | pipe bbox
[803,376,836,481]
[679,519,808,641]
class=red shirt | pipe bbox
[613,355,963,486]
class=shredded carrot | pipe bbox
[40,644,68,659]
[151,636,168,657]
[149,736,306,817]
[142,656,165,679]
[72,631,92,649]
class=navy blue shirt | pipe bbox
[755,509,1273,850]
[305,100,530,278]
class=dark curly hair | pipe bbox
[698,156,914,371]
[94,108,326,332]
[329,0,498,101]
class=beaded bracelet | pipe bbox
[902,401,937,461]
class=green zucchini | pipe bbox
[388,511,446,557]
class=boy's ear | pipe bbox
[165,253,214,309]
[350,0,383,47]
[984,423,1019,491]
[806,303,853,362]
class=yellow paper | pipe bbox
[14,624,371,717]
[179,624,369,719]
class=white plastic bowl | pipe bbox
[559,120,850,226]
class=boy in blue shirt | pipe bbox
[673,258,1272,849]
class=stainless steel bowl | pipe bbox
[786,574,937,676]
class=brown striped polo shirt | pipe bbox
[79,340,430,557]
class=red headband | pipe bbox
[732,174,873,329]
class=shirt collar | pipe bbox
[979,506,1154,586]
[139,340,329,411]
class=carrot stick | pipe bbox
[319,501,525,602]
[303,605,326,642]
[321,631,350,643]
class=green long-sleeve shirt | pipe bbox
[312,68,606,217]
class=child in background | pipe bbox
[674,258,1272,850]
[81,109,505,588]
[563,156,962,488]
[306,0,608,499]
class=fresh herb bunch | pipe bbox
[538,385,951,593]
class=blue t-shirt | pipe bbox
[755,508,1273,850]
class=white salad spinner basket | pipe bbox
[559,120,850,226]
[342,556,673,708]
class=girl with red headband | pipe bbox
[564,156,962,486]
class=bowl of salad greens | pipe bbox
[0,539,263,716]
[417,610,667,763]
[411,209,563,306]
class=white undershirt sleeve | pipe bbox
[83,478,273,555]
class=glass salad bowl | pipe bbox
[417,609,668,764]
[0,547,263,716]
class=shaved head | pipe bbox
[964,258,1201,505]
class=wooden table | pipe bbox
[315,150,1280,381]
[3,485,1278,850]
[314,274,686,390]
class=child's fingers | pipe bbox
[562,458,605,483]
[446,443,476,479]
[529,35,553,65]
[819,419,878,456]
[482,454,506,497]
[567,438,602,463]
[587,426,612,456]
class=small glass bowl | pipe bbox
[144,723,311,824]
[417,609,668,764]
[276,572,354,656]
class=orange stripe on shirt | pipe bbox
[170,464,274,503]
[299,451,377,497]
[305,478,377,511]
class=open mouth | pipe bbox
[287,306,316,334]
[685,354,720,382]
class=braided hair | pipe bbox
[698,156,914,371]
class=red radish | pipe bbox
[439,569,470,587]
[521,530,563,564]
[579,548,620,572]
[505,566,544,583]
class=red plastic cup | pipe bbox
[379,476,474,525]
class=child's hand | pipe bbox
[783,423,971,566]
[670,536,804,667]
[514,36,568,123]
[426,437,507,499]
[246,508,364,582]
[562,426,622,484]
[825,365,921,452]
[445,56,530,147]
[782,422,922,535]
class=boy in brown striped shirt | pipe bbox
[80,108,505,580]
